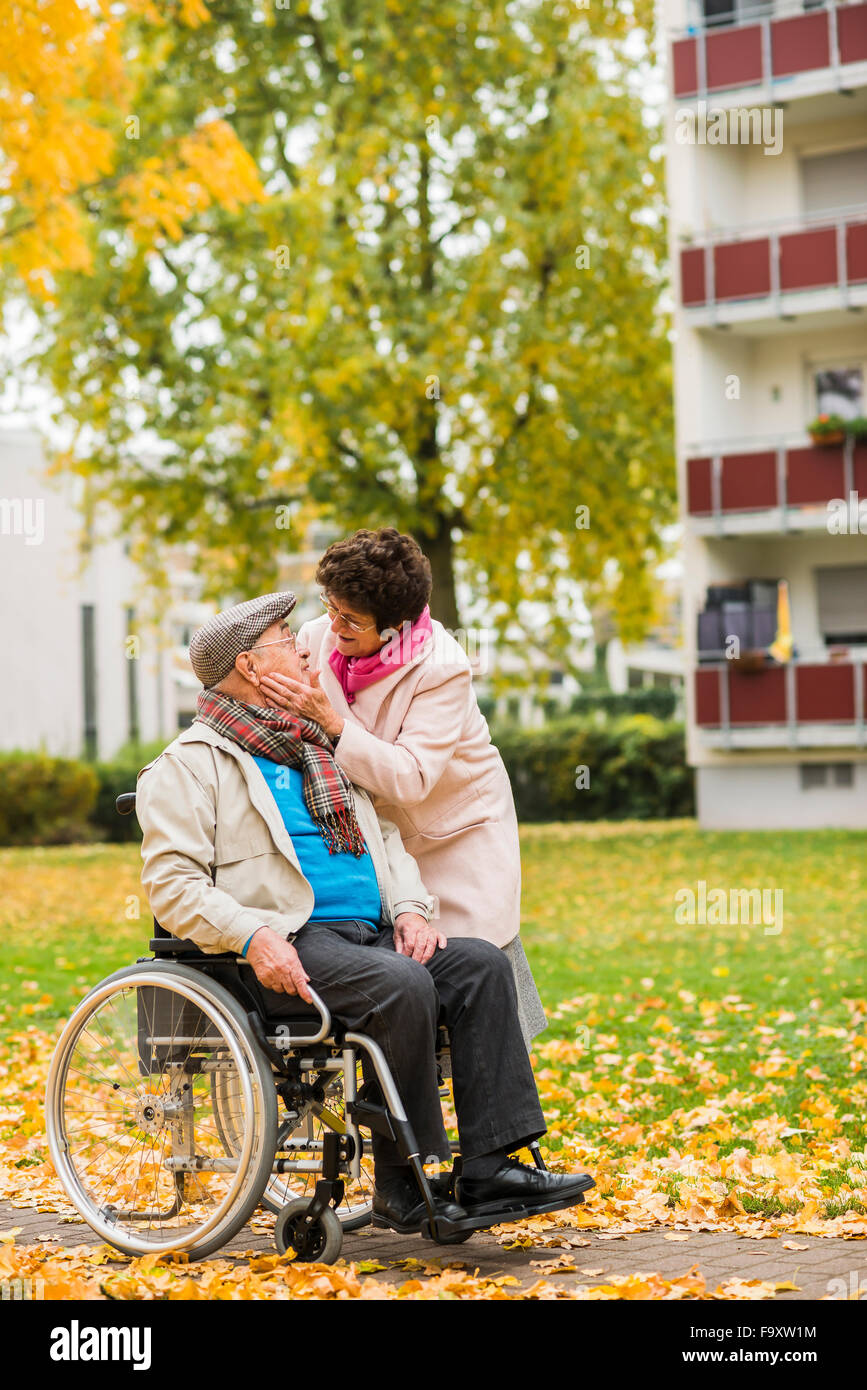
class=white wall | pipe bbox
[697,762,867,829]
[677,324,866,448]
[667,89,867,236]
[0,429,178,759]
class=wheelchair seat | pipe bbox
[148,920,453,1054]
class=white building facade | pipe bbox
[0,429,180,760]
[664,0,867,827]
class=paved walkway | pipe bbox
[2,1199,864,1298]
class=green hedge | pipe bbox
[480,687,679,725]
[92,741,167,842]
[567,688,678,720]
[0,716,693,844]
[493,715,694,821]
[0,752,99,846]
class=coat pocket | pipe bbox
[213,824,276,867]
[407,782,489,837]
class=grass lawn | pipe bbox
[1,820,866,1239]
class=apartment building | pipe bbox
[664,0,867,826]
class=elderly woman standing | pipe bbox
[259,526,547,1048]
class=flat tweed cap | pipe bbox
[189,591,297,688]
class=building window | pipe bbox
[701,0,735,26]
[700,0,771,28]
[81,605,98,760]
[126,606,140,745]
[801,147,867,217]
[799,763,855,790]
[816,566,867,646]
[813,366,863,421]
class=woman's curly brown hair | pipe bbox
[316,528,433,632]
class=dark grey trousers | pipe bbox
[263,920,546,1168]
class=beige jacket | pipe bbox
[298,614,521,949]
[136,722,435,956]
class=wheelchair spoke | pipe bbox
[87,1004,150,1095]
[65,1048,142,1100]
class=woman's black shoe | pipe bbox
[455,1159,595,1217]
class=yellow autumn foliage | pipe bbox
[1,0,264,295]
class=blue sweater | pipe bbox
[241,756,383,955]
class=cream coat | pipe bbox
[298,614,522,950]
[136,722,435,955]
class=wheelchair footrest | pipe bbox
[422,1188,587,1243]
[346,1099,396,1143]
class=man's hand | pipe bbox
[393,912,446,965]
[245,928,313,1003]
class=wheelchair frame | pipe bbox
[45,792,553,1265]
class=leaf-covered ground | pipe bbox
[520,821,867,1237]
[1,823,865,1298]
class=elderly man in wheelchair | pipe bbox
[45,592,594,1264]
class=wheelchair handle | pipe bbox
[116,792,137,815]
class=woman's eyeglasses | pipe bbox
[319,593,377,634]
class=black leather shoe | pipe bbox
[429,1171,456,1202]
[372,1177,467,1235]
[456,1158,596,1218]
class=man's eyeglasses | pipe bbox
[251,632,297,652]
[319,593,377,634]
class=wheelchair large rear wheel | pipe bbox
[46,964,277,1260]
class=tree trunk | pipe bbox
[422,515,460,630]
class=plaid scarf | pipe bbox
[196,689,366,857]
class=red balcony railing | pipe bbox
[671,0,867,100]
[680,208,867,312]
[695,658,866,739]
[686,436,867,518]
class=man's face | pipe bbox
[246,619,310,685]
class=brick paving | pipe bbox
[3,1198,864,1298]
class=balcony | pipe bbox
[679,206,867,326]
[685,434,867,532]
[694,654,867,746]
[671,0,867,102]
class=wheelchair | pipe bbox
[44,791,556,1266]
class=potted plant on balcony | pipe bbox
[844,416,867,443]
[807,413,847,446]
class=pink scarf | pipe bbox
[328,606,433,705]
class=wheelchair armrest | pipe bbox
[266,987,332,1047]
[148,936,212,956]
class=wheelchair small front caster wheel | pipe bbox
[275,1199,343,1264]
